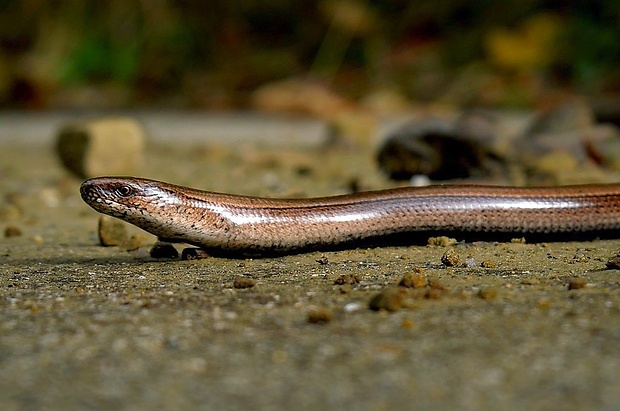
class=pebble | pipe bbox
[428,236,457,247]
[605,254,620,270]
[376,114,500,180]
[480,260,497,268]
[315,256,329,265]
[428,279,445,291]
[98,216,128,246]
[233,276,257,289]
[424,288,444,300]
[568,278,587,290]
[478,287,498,300]
[4,225,22,237]
[149,242,179,259]
[56,117,145,178]
[181,248,212,260]
[369,287,405,312]
[334,273,361,285]
[307,306,333,324]
[122,235,147,252]
[343,302,362,312]
[441,249,462,267]
[398,269,427,288]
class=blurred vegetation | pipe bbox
[0,0,618,109]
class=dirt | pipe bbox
[1,135,620,411]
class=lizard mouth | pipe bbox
[80,180,102,204]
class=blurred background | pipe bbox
[1,0,619,119]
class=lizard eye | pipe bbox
[115,185,133,197]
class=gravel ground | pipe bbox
[1,113,620,411]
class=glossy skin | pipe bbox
[80,177,620,255]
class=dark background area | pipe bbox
[1,0,619,110]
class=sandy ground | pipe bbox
[1,114,620,411]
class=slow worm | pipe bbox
[80,177,620,255]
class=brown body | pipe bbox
[80,177,620,255]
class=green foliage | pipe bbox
[58,35,139,84]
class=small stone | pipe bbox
[233,276,257,289]
[401,319,414,329]
[571,253,589,263]
[307,306,332,323]
[376,116,498,180]
[511,237,526,244]
[480,260,497,268]
[98,216,128,246]
[4,225,22,237]
[334,273,361,285]
[399,269,427,288]
[465,258,477,267]
[428,279,445,290]
[369,287,405,312]
[441,248,462,267]
[605,254,620,270]
[478,287,498,300]
[316,256,329,265]
[181,248,212,260]
[568,278,587,290]
[56,117,145,178]
[424,288,444,300]
[428,236,457,247]
[149,242,179,259]
[122,234,147,251]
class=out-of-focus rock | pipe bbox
[98,216,128,247]
[56,117,145,178]
[376,111,503,180]
[524,99,594,136]
[518,100,620,182]
[150,241,179,259]
[377,99,620,184]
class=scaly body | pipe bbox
[80,177,620,255]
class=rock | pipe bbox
[122,234,148,252]
[478,287,498,300]
[398,269,427,288]
[333,273,361,285]
[369,287,405,312]
[427,236,457,247]
[149,242,179,259]
[307,306,333,324]
[98,216,128,246]
[568,278,587,290]
[233,276,257,289]
[606,254,620,270]
[524,100,594,136]
[441,249,462,267]
[4,225,22,237]
[181,248,212,260]
[56,117,145,178]
[376,112,503,180]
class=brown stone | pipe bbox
[56,117,145,178]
